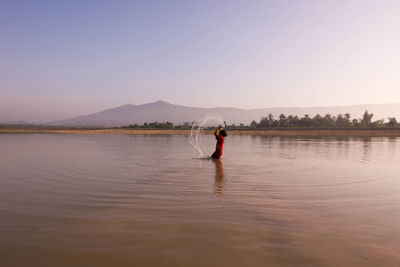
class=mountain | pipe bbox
[47,101,400,127]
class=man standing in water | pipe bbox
[211,124,227,159]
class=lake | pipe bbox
[1,133,400,266]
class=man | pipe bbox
[211,125,227,159]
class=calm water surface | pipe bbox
[1,134,400,266]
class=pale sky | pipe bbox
[1,0,400,122]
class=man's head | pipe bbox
[220,129,227,137]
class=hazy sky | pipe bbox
[1,0,400,122]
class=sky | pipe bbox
[1,0,400,122]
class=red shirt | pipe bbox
[211,134,224,159]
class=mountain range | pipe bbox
[45,101,400,127]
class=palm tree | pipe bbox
[267,114,274,124]
[387,117,398,127]
[361,110,374,127]
[279,114,287,127]
[250,120,258,128]
[287,115,294,127]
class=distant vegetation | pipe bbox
[0,124,105,130]
[121,121,191,130]
[0,122,192,130]
[1,110,399,131]
[246,110,399,129]
[120,110,400,130]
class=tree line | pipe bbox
[2,110,399,130]
[121,121,191,129]
[121,110,399,130]
[248,110,399,129]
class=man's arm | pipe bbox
[214,125,224,136]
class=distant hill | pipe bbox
[46,100,400,127]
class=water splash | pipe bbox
[189,113,225,158]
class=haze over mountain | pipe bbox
[45,101,400,127]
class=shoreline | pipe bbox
[2,128,400,136]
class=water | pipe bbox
[1,134,400,266]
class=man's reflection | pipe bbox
[213,159,224,193]
[361,137,372,163]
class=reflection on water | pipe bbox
[1,134,400,266]
[213,159,224,193]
